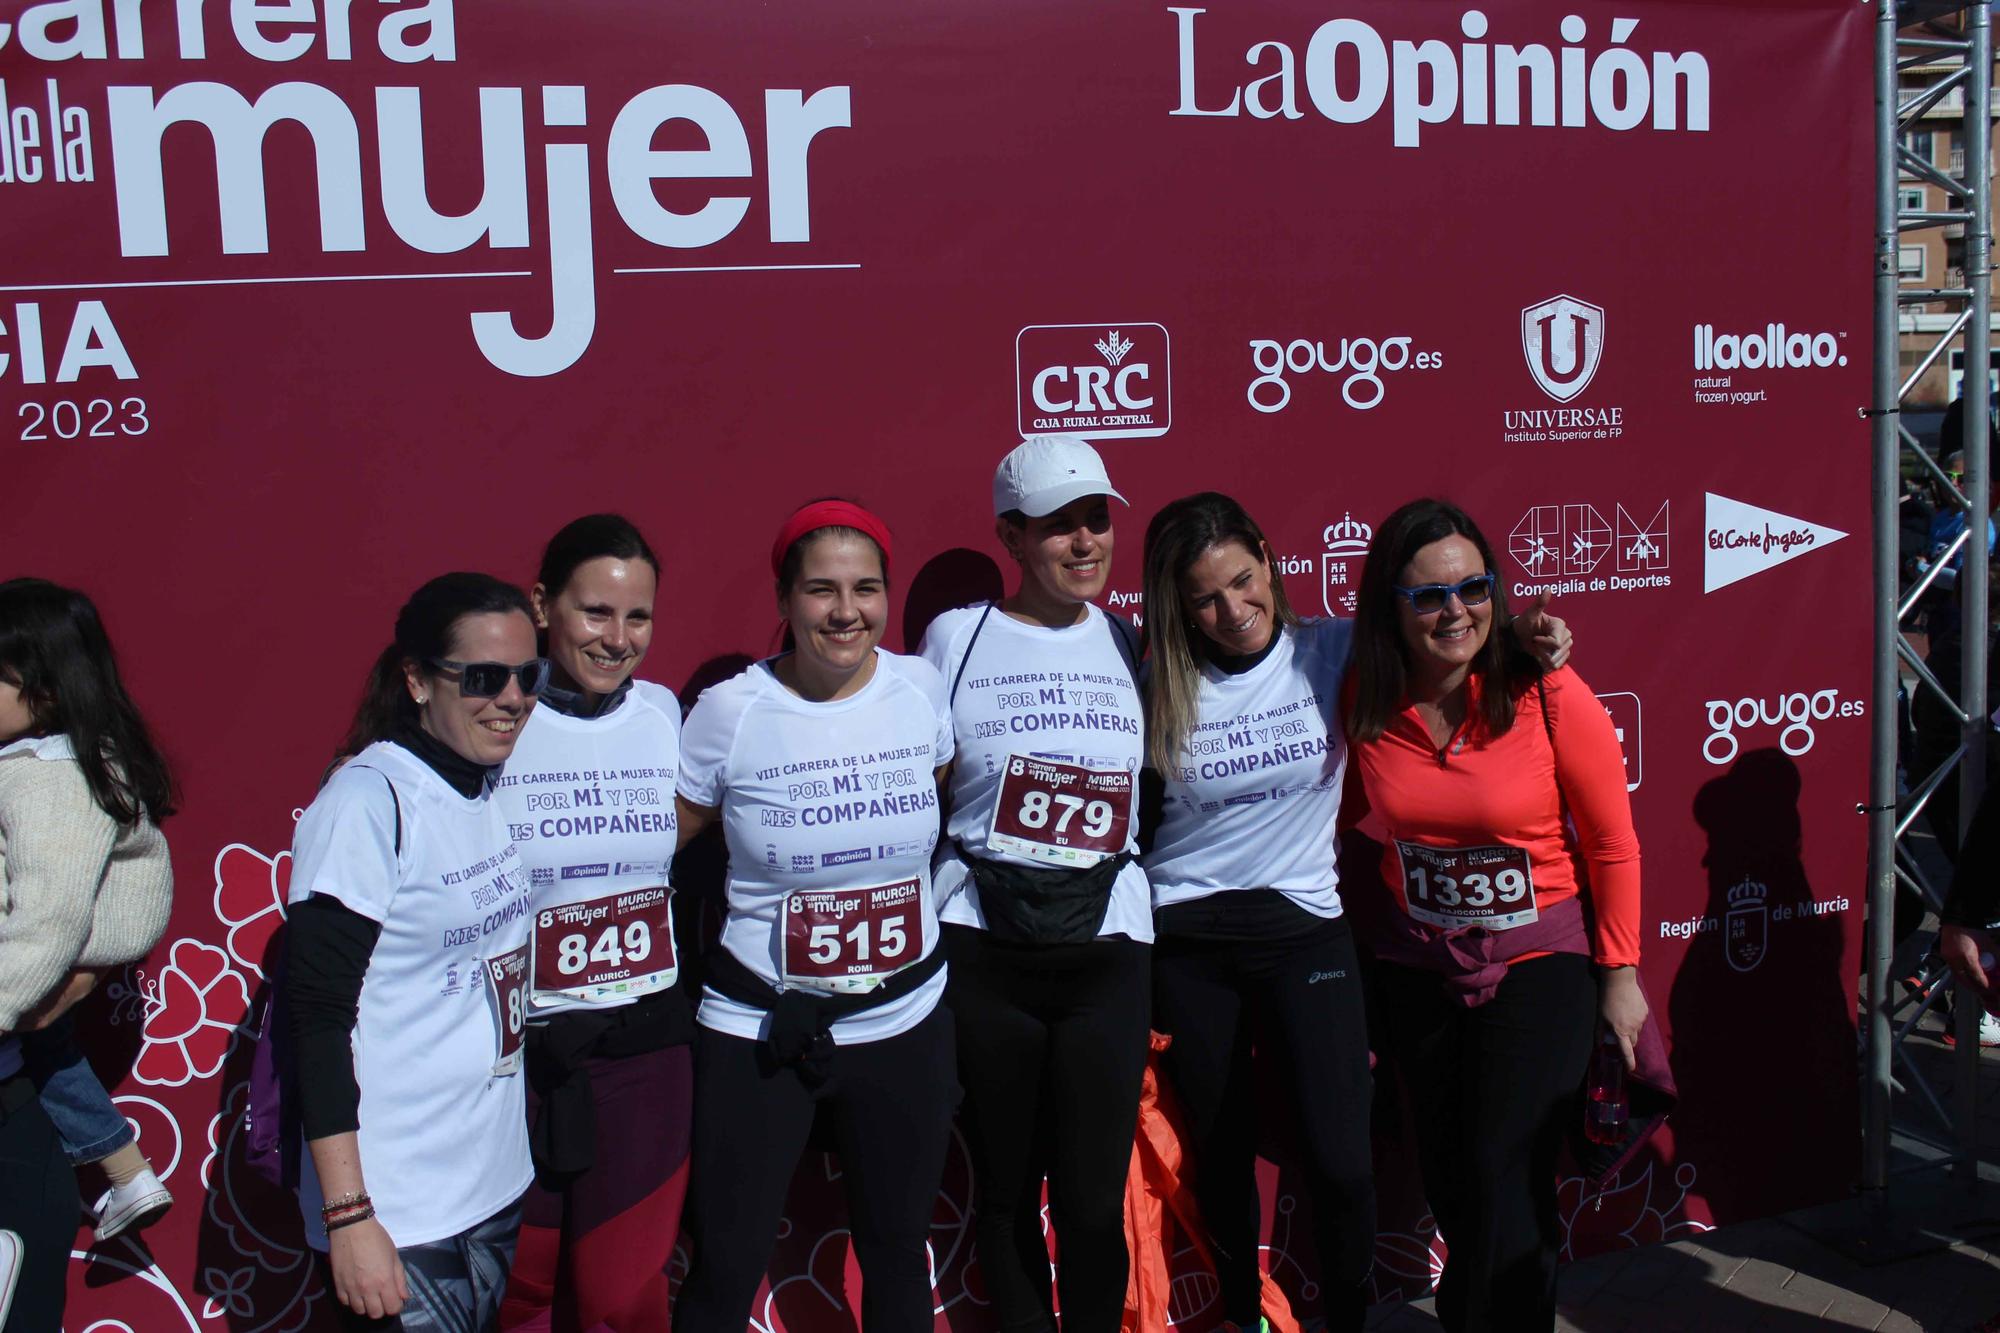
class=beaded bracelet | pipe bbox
[321,1190,370,1216]
[325,1205,377,1233]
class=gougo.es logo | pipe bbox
[1247,336,1441,412]
[1702,690,1864,765]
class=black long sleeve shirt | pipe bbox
[284,726,496,1140]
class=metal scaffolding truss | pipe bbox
[1864,0,1992,1203]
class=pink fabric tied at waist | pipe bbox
[1358,895,1591,1007]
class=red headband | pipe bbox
[769,500,894,579]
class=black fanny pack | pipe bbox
[956,841,1132,945]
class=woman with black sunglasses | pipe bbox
[1343,500,1643,1333]
[497,515,692,1333]
[283,572,548,1330]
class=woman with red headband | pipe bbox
[918,436,1148,1333]
[671,500,958,1333]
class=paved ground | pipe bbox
[1364,1031,2000,1330]
[1365,832,2000,1329]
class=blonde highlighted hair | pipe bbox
[1140,492,1300,774]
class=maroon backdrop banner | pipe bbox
[3,0,1871,1327]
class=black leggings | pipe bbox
[673,1005,958,1333]
[941,926,1150,1333]
[1372,953,1597,1333]
[0,1073,77,1333]
[1152,913,1374,1331]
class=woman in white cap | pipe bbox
[918,436,1149,1333]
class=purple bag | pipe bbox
[243,768,401,1190]
[241,972,300,1191]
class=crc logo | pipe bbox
[1247,335,1440,413]
[1702,689,1865,765]
[1017,323,1171,440]
[1320,512,1372,615]
[1521,294,1605,403]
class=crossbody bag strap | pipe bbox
[949,601,998,706]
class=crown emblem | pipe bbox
[1322,512,1373,555]
[1095,330,1134,366]
[1727,877,1767,906]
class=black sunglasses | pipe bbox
[427,657,552,698]
[1391,574,1496,616]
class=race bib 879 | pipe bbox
[988,756,1131,867]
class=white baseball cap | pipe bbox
[992,435,1128,518]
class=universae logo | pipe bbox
[1521,295,1604,402]
[1017,323,1172,441]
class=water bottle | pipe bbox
[1585,1031,1628,1147]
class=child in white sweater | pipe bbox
[0,578,176,1307]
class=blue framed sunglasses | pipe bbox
[1392,573,1495,616]
[427,657,552,698]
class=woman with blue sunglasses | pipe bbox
[1139,494,1569,1331]
[1344,498,1644,1333]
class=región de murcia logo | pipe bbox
[1320,512,1372,615]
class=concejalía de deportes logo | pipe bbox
[1702,690,1864,766]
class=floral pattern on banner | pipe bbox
[132,938,253,1088]
[1558,1162,1715,1259]
[65,824,1724,1333]
[213,842,293,980]
[198,1080,324,1333]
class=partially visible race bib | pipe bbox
[1393,841,1539,932]
[988,756,1131,867]
[530,886,678,1008]
[483,942,531,1076]
[780,877,924,995]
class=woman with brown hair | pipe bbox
[1344,498,1643,1333]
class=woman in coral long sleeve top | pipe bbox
[1343,498,1645,1333]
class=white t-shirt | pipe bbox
[676,650,952,1045]
[286,740,534,1250]
[1145,618,1351,917]
[497,681,682,1016]
[919,603,1153,943]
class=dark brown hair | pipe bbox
[1345,498,1539,743]
[340,573,534,761]
[0,579,176,824]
